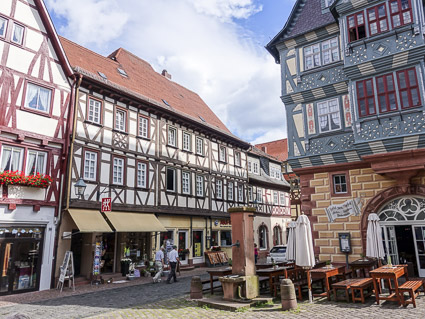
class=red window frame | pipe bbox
[389,0,413,28]
[356,79,376,117]
[367,4,388,36]
[347,11,366,42]
[376,73,398,113]
[396,68,421,109]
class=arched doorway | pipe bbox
[377,196,425,276]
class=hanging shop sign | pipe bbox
[325,198,362,223]
[101,198,112,212]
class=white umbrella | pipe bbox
[286,221,296,262]
[295,215,315,268]
[366,213,385,259]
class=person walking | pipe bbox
[153,246,165,283]
[166,245,180,284]
[254,243,259,264]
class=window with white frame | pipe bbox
[196,175,204,197]
[321,37,339,65]
[304,37,339,70]
[137,162,147,188]
[196,137,204,155]
[83,150,97,181]
[228,181,234,201]
[11,23,24,45]
[112,157,124,185]
[216,179,223,199]
[88,98,102,124]
[273,191,278,205]
[248,187,253,202]
[219,146,226,162]
[168,127,177,147]
[25,83,52,113]
[115,109,126,132]
[304,43,320,70]
[317,98,341,133]
[26,150,47,175]
[166,168,176,192]
[0,17,7,38]
[238,184,243,202]
[138,116,149,138]
[257,188,262,203]
[235,152,241,166]
[0,146,23,172]
[183,132,191,151]
[182,171,191,194]
[253,162,259,174]
[279,192,285,206]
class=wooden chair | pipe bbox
[398,280,423,308]
[351,278,375,304]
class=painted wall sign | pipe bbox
[325,198,362,223]
[343,95,352,127]
[306,103,316,135]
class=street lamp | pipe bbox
[74,178,87,199]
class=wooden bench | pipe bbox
[351,278,374,303]
[406,277,425,293]
[398,280,423,308]
[332,278,363,302]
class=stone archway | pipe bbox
[360,185,425,250]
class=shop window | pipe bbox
[368,4,388,36]
[112,156,125,185]
[273,226,282,246]
[211,231,219,246]
[377,73,398,113]
[168,126,177,147]
[317,98,341,133]
[227,181,234,201]
[333,174,347,194]
[24,83,52,114]
[196,175,204,197]
[219,146,226,162]
[216,179,223,199]
[390,0,413,28]
[235,151,241,166]
[192,230,203,257]
[115,108,127,132]
[137,161,147,188]
[196,137,204,155]
[183,132,191,151]
[347,12,366,42]
[0,145,23,172]
[221,230,232,246]
[87,97,102,124]
[0,17,7,38]
[83,150,97,181]
[397,68,421,109]
[138,115,149,138]
[160,230,174,248]
[166,167,176,192]
[11,23,24,45]
[259,225,268,249]
[356,79,376,117]
[182,171,191,195]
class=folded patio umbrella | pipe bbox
[286,221,297,262]
[295,215,315,268]
[366,213,385,260]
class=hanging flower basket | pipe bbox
[0,171,52,188]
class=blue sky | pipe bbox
[47,0,293,144]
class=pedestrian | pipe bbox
[153,246,165,283]
[166,245,180,284]
[254,243,258,264]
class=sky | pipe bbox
[46,0,294,144]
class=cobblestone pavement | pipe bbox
[2,271,425,318]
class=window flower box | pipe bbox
[0,171,52,188]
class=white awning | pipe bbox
[68,209,113,233]
[106,212,166,232]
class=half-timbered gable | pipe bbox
[0,0,73,293]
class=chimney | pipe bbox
[161,69,171,80]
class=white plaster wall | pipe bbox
[0,205,55,291]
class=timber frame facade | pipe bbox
[267,0,425,273]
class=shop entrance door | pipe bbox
[178,230,188,265]
[413,226,425,277]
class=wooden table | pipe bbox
[256,266,293,296]
[206,267,232,294]
[255,261,285,270]
[349,258,378,278]
[370,265,408,306]
[307,265,346,301]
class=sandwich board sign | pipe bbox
[57,250,75,292]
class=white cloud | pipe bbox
[47,0,286,143]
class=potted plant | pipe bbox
[326,260,332,269]
[120,258,132,276]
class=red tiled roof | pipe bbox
[254,139,288,162]
[60,37,230,134]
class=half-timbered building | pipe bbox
[247,147,291,260]
[0,0,73,293]
[56,38,250,279]
[267,0,425,276]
